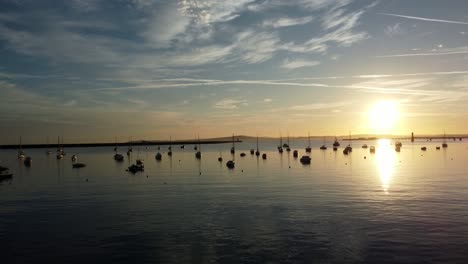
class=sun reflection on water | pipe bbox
[376,139,396,194]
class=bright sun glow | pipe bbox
[368,101,400,134]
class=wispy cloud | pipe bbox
[281,59,321,69]
[263,16,314,28]
[379,13,468,25]
[377,46,468,58]
[384,23,404,37]
[213,98,248,110]
[290,101,351,111]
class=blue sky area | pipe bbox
[1,0,467,143]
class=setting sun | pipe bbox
[368,101,400,134]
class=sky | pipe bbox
[1,0,468,143]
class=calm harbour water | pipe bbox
[1,139,468,263]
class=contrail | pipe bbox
[379,13,468,25]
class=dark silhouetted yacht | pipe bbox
[300,155,311,164]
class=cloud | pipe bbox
[234,30,281,63]
[290,101,351,111]
[214,98,248,109]
[281,59,321,69]
[379,13,468,25]
[263,16,314,28]
[141,2,191,48]
[384,23,404,37]
[377,46,468,58]
[263,98,273,103]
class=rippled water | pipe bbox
[1,139,468,263]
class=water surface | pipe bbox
[1,139,467,263]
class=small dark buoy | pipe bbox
[86,179,88,182]
[241,170,243,172]
[345,163,347,165]
[289,166,291,168]
[199,172,202,175]
[146,175,148,178]
[364,156,366,159]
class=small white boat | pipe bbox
[71,155,77,162]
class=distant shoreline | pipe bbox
[0,140,242,150]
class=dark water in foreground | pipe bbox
[1,139,468,263]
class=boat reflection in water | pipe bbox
[376,139,397,194]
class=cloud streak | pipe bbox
[379,13,468,25]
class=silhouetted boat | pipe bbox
[136,159,144,165]
[333,137,340,147]
[421,147,427,151]
[240,153,246,157]
[24,157,32,166]
[293,150,298,158]
[72,163,86,168]
[362,144,368,149]
[230,134,235,154]
[300,155,311,164]
[343,145,352,155]
[283,135,289,148]
[262,153,267,159]
[395,141,402,148]
[56,142,64,159]
[196,137,201,159]
[255,137,260,156]
[18,136,25,159]
[278,135,284,153]
[0,167,12,181]
[0,166,8,173]
[226,160,235,169]
[250,149,255,155]
[436,146,440,150]
[71,155,77,162]
[218,157,223,162]
[320,137,327,150]
[180,145,185,149]
[370,146,375,153]
[114,153,124,161]
[128,164,144,173]
[168,137,172,156]
[155,152,162,161]
[285,134,290,150]
[305,132,312,153]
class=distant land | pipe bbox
[0,134,466,149]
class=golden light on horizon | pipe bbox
[367,101,400,134]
